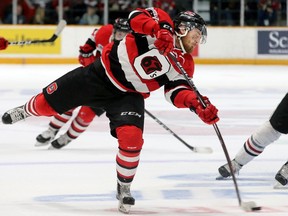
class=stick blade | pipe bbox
[193,146,213,154]
[241,201,261,212]
[54,19,67,36]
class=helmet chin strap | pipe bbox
[175,28,189,53]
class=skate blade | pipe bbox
[273,182,288,189]
[216,175,230,180]
[35,142,50,147]
[48,145,58,150]
[118,203,132,214]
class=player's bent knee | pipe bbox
[254,121,282,146]
[34,93,57,116]
[77,106,96,123]
[270,118,288,135]
[269,94,288,134]
[116,125,143,151]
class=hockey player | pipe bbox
[0,37,8,50]
[35,18,131,149]
[2,8,219,213]
[218,93,288,187]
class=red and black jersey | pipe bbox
[101,7,195,105]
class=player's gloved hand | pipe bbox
[78,51,96,66]
[186,94,219,125]
[154,29,173,56]
[78,44,96,66]
[0,37,8,50]
[195,102,219,125]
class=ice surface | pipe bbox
[0,64,288,215]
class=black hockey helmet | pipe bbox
[173,11,207,44]
[113,18,131,32]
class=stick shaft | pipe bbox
[168,53,242,205]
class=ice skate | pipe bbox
[275,161,288,186]
[48,134,71,149]
[2,105,30,124]
[35,129,58,146]
[216,159,242,180]
[116,182,135,214]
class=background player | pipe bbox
[218,93,288,187]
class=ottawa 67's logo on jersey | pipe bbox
[140,56,163,75]
[134,48,170,80]
[46,82,58,94]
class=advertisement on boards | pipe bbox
[258,30,288,55]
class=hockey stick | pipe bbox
[145,109,212,153]
[168,53,261,212]
[8,20,67,46]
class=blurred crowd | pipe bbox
[210,0,284,26]
[0,0,286,26]
[0,0,178,25]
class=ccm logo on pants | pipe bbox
[121,112,142,118]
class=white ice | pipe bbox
[0,64,288,216]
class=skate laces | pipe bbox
[7,107,27,123]
[117,183,132,198]
[224,160,242,174]
[57,134,71,146]
[41,129,56,139]
[121,185,132,196]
